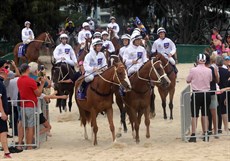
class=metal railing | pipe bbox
[180,86,230,142]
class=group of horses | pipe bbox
[12,30,176,145]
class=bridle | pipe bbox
[136,58,167,83]
[53,62,73,82]
[97,65,127,88]
[32,32,54,45]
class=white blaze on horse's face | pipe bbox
[124,69,131,90]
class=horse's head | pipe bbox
[37,32,56,48]
[51,63,73,84]
[149,58,171,88]
[113,62,132,91]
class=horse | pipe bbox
[108,29,121,55]
[74,37,91,63]
[75,62,132,145]
[51,62,75,113]
[115,58,171,143]
[150,53,177,120]
[13,32,55,66]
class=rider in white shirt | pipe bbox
[53,34,77,67]
[78,22,92,51]
[87,17,95,33]
[101,31,115,54]
[119,34,131,59]
[89,32,102,51]
[84,38,107,82]
[107,16,119,39]
[21,21,35,44]
[123,32,148,76]
[151,27,178,73]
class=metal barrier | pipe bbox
[4,98,49,149]
[180,87,230,142]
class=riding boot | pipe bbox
[119,86,125,97]
[172,65,178,74]
[81,80,89,98]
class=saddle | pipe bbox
[18,43,28,57]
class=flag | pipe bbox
[134,17,147,33]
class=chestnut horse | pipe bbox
[115,58,171,143]
[150,53,177,119]
[13,32,55,66]
[75,62,131,145]
[74,38,91,63]
[108,29,121,55]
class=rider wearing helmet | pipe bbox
[93,32,102,39]
[119,34,131,58]
[87,17,95,33]
[123,32,148,76]
[78,22,92,52]
[21,21,35,44]
[78,38,108,98]
[151,27,178,73]
[107,16,120,39]
[101,31,115,54]
[53,33,77,66]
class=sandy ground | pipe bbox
[5,56,230,161]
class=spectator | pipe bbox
[186,54,212,142]
[17,63,45,150]
[222,34,230,54]
[65,21,75,35]
[205,54,219,137]
[211,27,222,41]
[0,60,11,158]
[216,56,230,133]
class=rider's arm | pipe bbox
[108,41,115,53]
[142,49,148,63]
[123,49,133,66]
[83,54,94,73]
[30,29,35,40]
[101,54,108,68]
[21,28,27,42]
[53,46,63,61]
[169,39,176,55]
[151,42,157,54]
[78,31,83,44]
[116,23,120,33]
[70,47,78,65]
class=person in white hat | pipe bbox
[101,31,115,54]
[107,16,119,39]
[78,38,108,98]
[21,21,35,44]
[21,21,35,55]
[123,32,148,76]
[151,27,177,73]
[119,34,131,59]
[78,22,92,51]
[87,17,95,32]
[53,33,77,66]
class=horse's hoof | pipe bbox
[116,133,122,138]
[124,129,128,133]
[170,117,173,120]
[146,134,150,138]
[150,112,156,119]
[136,139,140,144]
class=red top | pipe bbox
[17,75,38,108]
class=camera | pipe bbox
[40,65,45,71]
[6,60,12,64]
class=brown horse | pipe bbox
[116,58,170,143]
[108,29,121,55]
[74,38,91,63]
[150,53,177,120]
[75,62,131,145]
[13,32,55,66]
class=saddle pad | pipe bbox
[18,44,24,57]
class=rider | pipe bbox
[79,38,108,98]
[123,32,148,76]
[119,34,131,59]
[87,17,95,33]
[53,33,77,67]
[107,16,119,39]
[21,21,35,54]
[101,31,115,54]
[78,22,92,54]
[151,27,178,73]
[65,21,75,35]
[93,32,102,39]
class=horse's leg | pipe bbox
[150,87,156,119]
[144,106,150,138]
[116,93,127,133]
[169,87,175,120]
[158,87,168,119]
[106,107,116,142]
[79,107,88,140]
[68,89,73,112]
[134,112,140,143]
[56,99,62,113]
[91,108,98,145]
[61,99,67,112]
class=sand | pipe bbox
[5,56,230,161]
